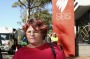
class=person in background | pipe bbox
[51,33,58,45]
[21,35,28,46]
[8,38,21,54]
[0,48,3,59]
[46,33,52,43]
[12,18,65,59]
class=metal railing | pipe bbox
[77,25,90,44]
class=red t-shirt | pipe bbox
[12,43,65,59]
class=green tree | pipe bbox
[12,0,52,23]
[12,0,52,32]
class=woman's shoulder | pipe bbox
[51,43,63,52]
[53,43,66,59]
[12,46,27,59]
[48,42,65,59]
[15,46,28,54]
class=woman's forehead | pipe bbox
[27,25,34,31]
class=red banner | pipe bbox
[52,0,75,57]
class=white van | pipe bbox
[0,27,15,52]
[0,34,11,51]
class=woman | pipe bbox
[12,19,66,59]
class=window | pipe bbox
[0,34,10,40]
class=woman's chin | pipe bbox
[29,40,36,44]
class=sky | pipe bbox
[0,0,22,29]
[0,0,52,29]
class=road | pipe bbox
[1,52,90,59]
[2,55,13,59]
[2,52,13,59]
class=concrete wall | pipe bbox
[79,44,90,56]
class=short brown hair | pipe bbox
[22,19,48,40]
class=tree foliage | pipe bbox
[12,0,52,30]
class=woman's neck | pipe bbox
[27,41,45,48]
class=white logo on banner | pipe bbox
[56,0,68,13]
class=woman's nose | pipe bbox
[30,31,34,36]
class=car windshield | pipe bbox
[0,34,10,40]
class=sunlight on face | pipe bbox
[26,25,42,45]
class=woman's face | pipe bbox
[26,25,42,45]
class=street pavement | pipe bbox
[2,55,90,59]
[2,55,13,59]
[74,56,90,59]
[2,52,13,59]
[66,56,90,59]
[2,53,90,59]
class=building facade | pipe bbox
[74,0,90,56]
[74,0,90,44]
